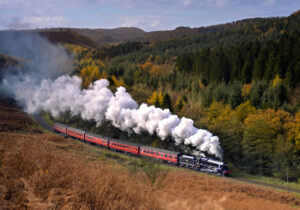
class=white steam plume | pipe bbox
[0,33,223,159]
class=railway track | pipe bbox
[229,177,300,194]
[32,113,300,195]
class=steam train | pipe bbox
[54,122,231,176]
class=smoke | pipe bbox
[0,33,223,159]
[0,31,73,79]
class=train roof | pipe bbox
[109,138,140,147]
[140,145,180,155]
[200,157,224,165]
[181,155,195,159]
[67,126,86,133]
[85,132,109,140]
[54,122,68,128]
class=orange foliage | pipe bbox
[141,61,163,75]
[245,109,293,137]
[141,61,153,71]
[111,75,126,87]
[242,84,251,98]
[149,65,163,74]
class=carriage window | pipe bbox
[161,153,163,157]
[164,154,168,157]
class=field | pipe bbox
[0,101,300,209]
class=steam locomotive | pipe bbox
[54,122,231,176]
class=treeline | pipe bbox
[104,41,143,58]
[195,101,300,180]
[62,12,300,182]
[176,31,300,87]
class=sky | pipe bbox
[0,0,299,31]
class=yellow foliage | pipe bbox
[100,70,108,79]
[285,111,300,149]
[242,84,251,98]
[235,101,256,122]
[202,102,243,134]
[111,75,126,87]
[244,109,292,136]
[80,64,99,78]
[206,102,224,122]
[147,91,163,106]
[272,74,283,87]
[198,80,205,89]
[157,92,163,105]
[64,44,87,55]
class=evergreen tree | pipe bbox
[285,64,295,87]
[252,50,266,80]
[241,55,253,84]
[264,52,276,81]
[162,93,173,112]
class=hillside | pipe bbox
[73,27,146,44]
[0,29,101,49]
[44,10,300,45]
[38,29,101,49]
[0,10,298,48]
[0,9,299,201]
[56,9,300,184]
[0,101,299,209]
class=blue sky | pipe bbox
[0,0,299,31]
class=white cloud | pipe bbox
[121,15,163,30]
[262,0,276,6]
[206,0,227,8]
[3,16,68,29]
[182,0,192,6]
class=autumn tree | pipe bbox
[147,91,163,107]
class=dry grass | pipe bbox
[0,100,300,210]
[0,132,158,209]
[158,172,300,210]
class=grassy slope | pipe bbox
[1,101,300,209]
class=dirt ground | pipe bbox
[0,101,299,209]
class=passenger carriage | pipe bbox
[54,122,68,134]
[85,132,108,148]
[140,146,179,164]
[66,127,85,141]
[109,138,140,156]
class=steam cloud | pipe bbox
[0,33,223,159]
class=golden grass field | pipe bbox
[0,101,299,209]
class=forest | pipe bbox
[54,11,300,182]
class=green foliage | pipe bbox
[175,32,300,87]
[62,12,300,182]
[242,119,274,175]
